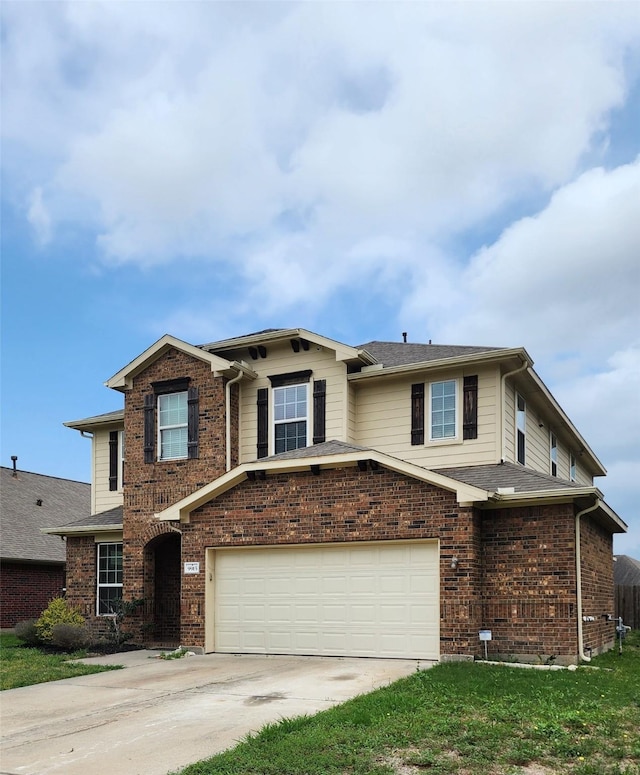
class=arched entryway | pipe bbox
[143,532,181,646]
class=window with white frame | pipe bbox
[550,431,558,477]
[516,393,526,465]
[158,391,188,460]
[97,542,123,615]
[569,452,577,482]
[273,383,308,453]
[430,380,457,440]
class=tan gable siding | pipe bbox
[238,341,348,463]
[353,366,499,468]
[92,427,123,515]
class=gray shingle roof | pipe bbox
[433,462,583,493]
[1,467,90,563]
[614,555,640,586]
[259,440,369,462]
[357,341,503,368]
[53,505,123,531]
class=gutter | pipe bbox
[500,357,529,462]
[225,364,246,472]
[575,499,601,663]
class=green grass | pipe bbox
[175,631,640,775]
[0,632,121,690]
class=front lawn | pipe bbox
[0,632,121,690]
[176,631,640,775]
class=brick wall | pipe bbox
[121,347,230,640]
[181,466,483,656]
[0,562,65,627]
[481,504,579,662]
[580,515,616,655]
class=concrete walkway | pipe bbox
[0,651,427,775]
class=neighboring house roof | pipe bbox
[357,341,503,368]
[0,466,90,563]
[614,555,640,586]
[44,506,123,536]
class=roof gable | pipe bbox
[106,335,237,391]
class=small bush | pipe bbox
[35,597,85,643]
[14,619,41,646]
[51,623,91,651]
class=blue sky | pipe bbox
[2,2,639,556]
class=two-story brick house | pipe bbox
[48,328,626,663]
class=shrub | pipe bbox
[51,623,91,651]
[35,597,85,643]
[14,619,41,646]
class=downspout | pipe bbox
[575,499,600,663]
[500,359,528,462]
[225,368,245,472]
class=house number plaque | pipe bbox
[184,562,200,574]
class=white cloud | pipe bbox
[26,187,52,246]
[426,158,640,364]
[3,2,637,279]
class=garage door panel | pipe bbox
[213,542,439,659]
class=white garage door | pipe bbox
[212,541,439,659]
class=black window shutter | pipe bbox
[411,383,425,445]
[187,386,199,459]
[108,431,118,491]
[257,388,268,459]
[144,394,155,463]
[463,375,478,440]
[313,379,326,444]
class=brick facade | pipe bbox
[0,562,65,628]
[579,516,615,656]
[182,467,481,655]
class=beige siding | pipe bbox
[353,366,500,469]
[92,426,123,515]
[237,341,349,463]
[503,384,515,463]
[525,405,550,474]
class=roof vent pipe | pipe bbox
[11,455,18,477]
[402,332,407,343]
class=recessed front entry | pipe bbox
[206,541,439,659]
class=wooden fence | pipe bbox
[615,585,640,629]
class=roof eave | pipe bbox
[348,347,531,381]
[42,524,124,536]
[64,411,124,431]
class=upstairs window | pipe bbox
[158,391,188,460]
[430,380,457,440]
[550,432,558,477]
[516,393,526,465]
[569,452,577,482]
[108,429,125,491]
[97,542,123,615]
[274,384,308,453]
[144,380,199,463]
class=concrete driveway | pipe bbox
[0,650,426,775]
